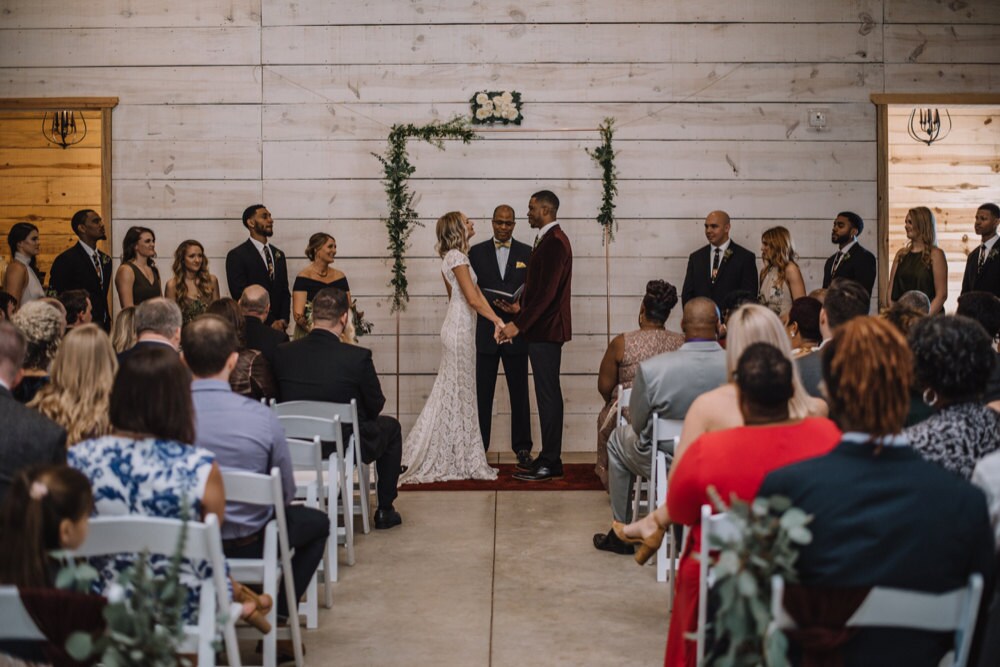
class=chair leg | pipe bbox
[356,444,371,534]
[338,447,356,567]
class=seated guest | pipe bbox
[273,287,403,529]
[0,291,17,320]
[807,287,827,304]
[0,321,65,503]
[10,300,64,403]
[110,305,136,353]
[796,277,870,399]
[595,280,684,488]
[206,297,277,401]
[957,291,1000,405]
[57,289,92,331]
[594,298,726,554]
[673,304,827,466]
[117,297,182,362]
[904,315,1000,480]
[758,316,995,667]
[68,347,269,629]
[616,343,841,667]
[719,289,756,337]
[29,325,116,446]
[883,289,930,336]
[239,285,289,367]
[783,296,822,358]
[888,206,948,315]
[185,314,328,631]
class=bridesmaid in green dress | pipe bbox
[888,206,948,315]
[164,240,220,324]
[114,226,162,309]
[292,232,351,340]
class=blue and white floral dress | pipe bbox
[68,435,220,622]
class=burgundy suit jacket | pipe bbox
[514,224,572,343]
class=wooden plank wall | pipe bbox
[1,0,999,451]
[888,106,1000,314]
[0,111,103,280]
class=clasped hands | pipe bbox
[494,321,518,344]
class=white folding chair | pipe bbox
[771,574,985,667]
[222,468,304,667]
[696,504,743,666]
[73,514,242,667]
[650,414,684,588]
[615,384,632,427]
[286,435,334,628]
[275,399,374,534]
[277,412,355,572]
[0,587,46,641]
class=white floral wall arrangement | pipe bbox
[470,90,523,125]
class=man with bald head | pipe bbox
[595,298,728,554]
[240,285,289,366]
[468,204,534,464]
[681,211,758,308]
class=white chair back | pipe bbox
[616,384,632,426]
[771,574,984,667]
[73,513,241,667]
[696,504,742,665]
[649,414,684,588]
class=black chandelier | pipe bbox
[907,108,951,146]
[42,110,87,149]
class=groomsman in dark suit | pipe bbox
[680,210,758,307]
[822,211,877,296]
[48,209,113,331]
[468,205,533,466]
[499,191,572,482]
[225,205,290,331]
[961,203,1000,297]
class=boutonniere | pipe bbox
[723,248,733,262]
[272,249,282,260]
[989,247,999,262]
[515,261,527,269]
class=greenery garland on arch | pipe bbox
[372,117,479,312]
[586,117,619,243]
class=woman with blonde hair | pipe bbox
[758,225,805,316]
[29,324,117,445]
[291,232,352,340]
[164,240,220,324]
[400,211,505,483]
[888,206,948,314]
[110,305,136,353]
[671,303,827,466]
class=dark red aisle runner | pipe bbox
[398,464,605,491]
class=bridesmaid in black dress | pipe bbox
[114,226,162,308]
[292,233,351,339]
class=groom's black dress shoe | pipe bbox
[593,529,635,555]
[514,450,534,471]
[374,507,402,530]
[512,465,563,482]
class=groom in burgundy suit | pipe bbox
[498,190,573,482]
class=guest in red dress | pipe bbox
[616,342,841,667]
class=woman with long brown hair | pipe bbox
[165,239,220,324]
[291,232,351,339]
[888,206,948,314]
[114,226,162,308]
[758,225,805,316]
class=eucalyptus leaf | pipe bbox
[737,570,758,597]
[778,508,809,530]
[787,526,812,544]
[65,631,93,659]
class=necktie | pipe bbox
[263,244,275,281]
[533,235,540,250]
[711,248,721,281]
[494,240,511,248]
[832,250,844,274]
[979,244,988,272]
[92,251,102,285]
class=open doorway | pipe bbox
[874,94,1000,312]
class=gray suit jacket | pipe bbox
[629,340,728,447]
[796,345,827,399]
[0,386,66,503]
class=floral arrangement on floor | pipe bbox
[702,487,813,667]
[586,117,619,243]
[470,90,523,125]
[372,118,479,312]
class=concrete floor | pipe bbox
[296,487,671,666]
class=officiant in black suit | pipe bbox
[681,210,758,307]
[48,209,113,331]
[225,204,290,331]
[468,205,533,466]
[822,211,877,296]
[961,203,1000,297]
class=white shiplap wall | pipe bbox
[2,0,999,450]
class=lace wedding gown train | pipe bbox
[399,250,498,483]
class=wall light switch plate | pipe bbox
[808,108,829,130]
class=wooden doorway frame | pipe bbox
[870,93,1000,306]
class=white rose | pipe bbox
[505,107,519,120]
[481,100,493,113]
[500,91,514,104]
[107,583,125,604]
[475,107,491,120]
[475,92,489,105]
[493,107,504,118]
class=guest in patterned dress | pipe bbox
[291,233,352,340]
[905,315,1000,479]
[164,240,220,324]
[595,280,684,488]
[68,346,237,624]
[757,226,805,316]
[113,226,162,309]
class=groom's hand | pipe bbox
[493,299,520,314]
[500,322,519,341]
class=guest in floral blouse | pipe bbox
[905,315,1000,479]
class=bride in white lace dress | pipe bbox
[399,212,505,483]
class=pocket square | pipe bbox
[515,261,527,269]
